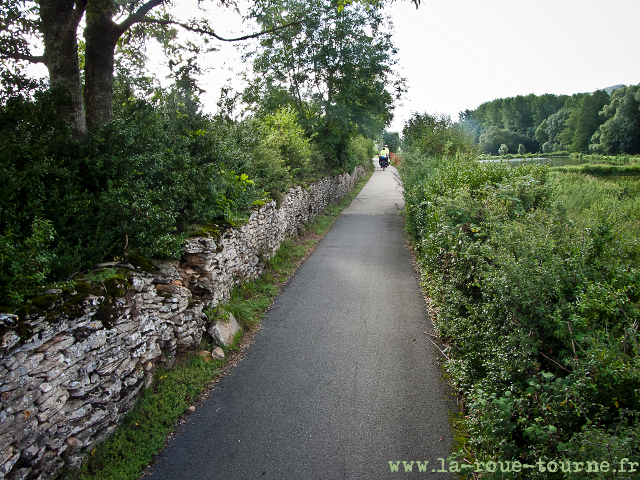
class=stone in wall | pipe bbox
[0,269,210,480]
[207,313,241,348]
[0,166,366,479]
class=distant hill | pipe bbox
[603,84,625,94]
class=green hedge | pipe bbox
[400,151,640,478]
[0,93,358,308]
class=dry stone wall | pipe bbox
[0,167,365,480]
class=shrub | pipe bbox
[1,86,377,307]
[261,106,313,180]
[400,140,640,475]
[346,135,376,170]
[0,94,268,304]
[0,218,56,306]
[552,163,640,176]
[403,112,477,158]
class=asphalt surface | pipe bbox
[145,161,456,480]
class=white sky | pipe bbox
[26,0,640,135]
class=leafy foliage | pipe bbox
[0,217,56,306]
[245,0,403,169]
[403,112,476,158]
[542,107,572,151]
[462,85,640,156]
[383,130,401,153]
[399,122,640,477]
[347,135,377,169]
[558,90,610,153]
[480,126,536,155]
[590,85,640,155]
[0,88,339,307]
[260,105,316,180]
[467,93,570,152]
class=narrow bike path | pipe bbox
[145,162,455,479]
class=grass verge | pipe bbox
[65,166,373,480]
[551,162,640,176]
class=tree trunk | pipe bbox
[40,0,87,137]
[84,1,119,132]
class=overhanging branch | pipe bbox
[138,17,302,42]
[116,0,167,38]
[0,48,44,64]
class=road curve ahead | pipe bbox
[145,161,455,480]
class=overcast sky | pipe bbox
[386,0,640,132]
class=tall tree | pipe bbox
[500,95,533,135]
[245,0,404,167]
[383,130,400,153]
[458,109,481,144]
[1,0,302,135]
[531,93,569,128]
[2,0,420,137]
[544,107,571,148]
[534,118,549,145]
[1,0,88,134]
[590,84,640,154]
[558,90,609,152]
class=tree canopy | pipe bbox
[403,112,476,158]
[460,85,640,155]
[0,0,303,135]
[590,85,640,154]
[558,89,609,152]
[243,0,404,168]
[2,0,419,141]
[383,130,401,153]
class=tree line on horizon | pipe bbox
[458,84,640,156]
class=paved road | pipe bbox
[145,162,455,479]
